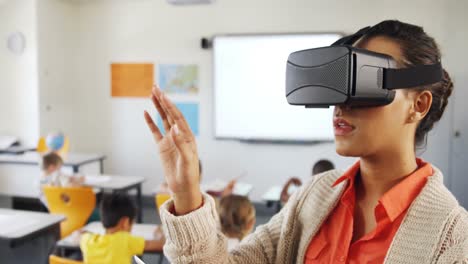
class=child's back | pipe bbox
[80,194,164,264]
[80,231,145,264]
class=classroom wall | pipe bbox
[36,0,79,139]
[0,0,39,146]
[36,0,463,201]
[444,0,468,208]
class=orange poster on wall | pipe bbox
[111,63,154,97]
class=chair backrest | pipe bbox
[43,185,96,238]
[49,255,83,264]
[155,193,171,210]
[37,137,48,153]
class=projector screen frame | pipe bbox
[212,32,344,144]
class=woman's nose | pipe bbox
[335,105,343,117]
[335,105,351,117]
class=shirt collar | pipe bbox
[332,160,360,188]
[379,158,433,221]
[332,158,434,222]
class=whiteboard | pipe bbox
[214,33,342,142]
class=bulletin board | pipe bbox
[111,63,154,97]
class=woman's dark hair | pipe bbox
[359,20,454,147]
[100,193,136,228]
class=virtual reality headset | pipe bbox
[286,26,443,108]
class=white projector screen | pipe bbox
[214,33,342,142]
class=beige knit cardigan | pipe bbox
[160,168,468,263]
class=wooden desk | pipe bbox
[0,209,65,264]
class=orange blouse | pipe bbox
[305,159,433,264]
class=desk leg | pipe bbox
[137,184,143,223]
[99,159,104,174]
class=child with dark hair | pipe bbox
[80,194,164,264]
[312,159,335,175]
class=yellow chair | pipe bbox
[37,137,48,153]
[49,255,83,264]
[43,186,96,238]
[155,193,171,210]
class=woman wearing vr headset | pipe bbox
[144,20,467,263]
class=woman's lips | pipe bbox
[333,118,355,136]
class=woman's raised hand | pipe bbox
[144,85,202,215]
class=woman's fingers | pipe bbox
[144,111,163,142]
[157,92,197,161]
[148,85,195,160]
[160,92,193,140]
[150,94,172,133]
[152,86,175,128]
[169,124,193,162]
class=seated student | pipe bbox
[218,195,256,251]
[39,152,84,209]
[80,194,164,264]
[280,159,335,204]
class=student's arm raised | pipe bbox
[144,86,284,263]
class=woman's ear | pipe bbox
[409,90,432,123]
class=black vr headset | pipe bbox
[285,26,443,108]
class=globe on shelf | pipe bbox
[46,132,65,151]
